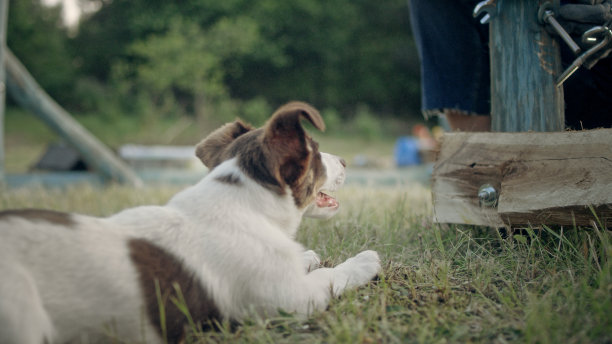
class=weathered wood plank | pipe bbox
[490,0,565,132]
[432,129,612,227]
[5,48,143,186]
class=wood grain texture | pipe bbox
[490,0,565,132]
[432,129,612,227]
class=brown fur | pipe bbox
[194,101,327,208]
[0,209,75,227]
[286,139,327,208]
[261,103,326,207]
[215,173,242,185]
[195,120,254,168]
[128,239,221,342]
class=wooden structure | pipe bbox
[5,49,142,186]
[0,0,142,187]
[433,130,612,228]
[433,0,611,228]
[489,0,564,131]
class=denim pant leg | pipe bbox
[408,0,491,117]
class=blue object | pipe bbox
[394,137,421,166]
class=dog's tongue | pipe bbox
[316,192,338,208]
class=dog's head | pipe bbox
[195,101,345,219]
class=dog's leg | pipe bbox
[0,262,55,344]
[327,250,381,295]
[302,250,321,272]
[287,250,381,315]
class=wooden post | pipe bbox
[432,129,612,228]
[0,0,7,182]
[430,2,608,228]
[489,0,564,132]
[5,49,143,187]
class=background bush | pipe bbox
[7,0,422,127]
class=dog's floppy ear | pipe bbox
[263,101,325,186]
[195,120,254,168]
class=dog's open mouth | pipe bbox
[316,191,339,208]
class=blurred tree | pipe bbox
[113,16,270,117]
[72,0,421,119]
[7,0,76,105]
[72,0,256,81]
[228,0,421,115]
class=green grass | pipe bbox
[1,184,610,343]
[3,107,398,173]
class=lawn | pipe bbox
[1,183,609,343]
[2,107,400,173]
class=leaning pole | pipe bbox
[5,48,143,187]
[0,0,7,182]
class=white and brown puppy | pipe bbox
[0,102,381,344]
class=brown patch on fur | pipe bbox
[287,138,327,208]
[0,209,75,227]
[268,102,325,132]
[230,128,286,195]
[193,101,327,208]
[128,239,221,342]
[195,120,254,168]
[261,102,326,208]
[215,173,242,185]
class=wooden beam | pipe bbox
[489,0,565,132]
[432,129,612,228]
[5,48,143,187]
[0,0,7,182]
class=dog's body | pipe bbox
[0,102,381,344]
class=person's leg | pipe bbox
[445,110,491,131]
[408,0,491,131]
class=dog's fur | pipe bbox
[0,102,381,344]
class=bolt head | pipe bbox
[478,184,498,208]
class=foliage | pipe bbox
[6,0,421,122]
[7,0,76,105]
[352,104,384,141]
[1,185,610,343]
[111,15,270,118]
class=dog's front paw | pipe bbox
[302,250,321,272]
[334,250,381,292]
[349,250,381,282]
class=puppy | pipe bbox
[0,102,381,343]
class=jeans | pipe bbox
[408,0,490,117]
[408,0,612,129]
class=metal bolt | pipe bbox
[478,184,498,208]
[473,0,497,25]
[541,9,582,55]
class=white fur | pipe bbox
[0,152,380,344]
[304,153,346,219]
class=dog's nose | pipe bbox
[339,158,346,167]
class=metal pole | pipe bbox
[5,49,143,187]
[0,0,8,182]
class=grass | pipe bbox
[1,183,610,343]
[3,107,398,173]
